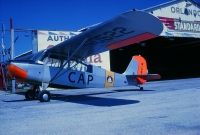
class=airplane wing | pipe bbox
[44,10,163,60]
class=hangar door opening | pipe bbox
[111,0,200,80]
[110,37,200,80]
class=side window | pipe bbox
[43,57,61,68]
[62,60,87,72]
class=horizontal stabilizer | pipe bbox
[126,74,161,81]
[140,74,161,81]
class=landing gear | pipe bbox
[38,83,51,102]
[38,90,51,102]
[25,85,39,100]
[25,85,51,102]
[138,85,144,91]
[25,90,36,100]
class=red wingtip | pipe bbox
[108,33,157,50]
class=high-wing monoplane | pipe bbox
[7,10,163,102]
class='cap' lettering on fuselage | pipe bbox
[68,72,93,85]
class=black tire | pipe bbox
[38,90,51,102]
[25,90,36,100]
[33,85,40,98]
[140,87,144,91]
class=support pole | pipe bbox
[10,18,14,59]
[10,18,16,93]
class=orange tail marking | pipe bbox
[133,55,148,85]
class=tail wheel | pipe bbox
[25,90,36,100]
[39,90,51,102]
[140,87,144,91]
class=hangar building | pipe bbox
[111,0,200,79]
[31,0,200,80]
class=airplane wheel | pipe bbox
[25,90,36,100]
[140,87,144,91]
[39,90,51,102]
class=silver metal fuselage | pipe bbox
[10,61,134,89]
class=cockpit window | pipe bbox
[63,60,88,72]
[37,55,92,73]
[42,57,61,68]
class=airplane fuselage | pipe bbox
[8,61,134,89]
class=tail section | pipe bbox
[124,55,160,85]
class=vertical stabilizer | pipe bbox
[124,55,148,85]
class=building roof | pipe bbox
[143,0,200,12]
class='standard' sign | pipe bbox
[148,0,200,38]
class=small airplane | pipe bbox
[7,10,163,102]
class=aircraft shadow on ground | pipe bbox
[52,93,140,107]
[113,89,155,92]
[3,99,27,102]
[3,96,140,107]
[3,88,156,106]
[51,88,154,106]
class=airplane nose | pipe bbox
[7,64,28,80]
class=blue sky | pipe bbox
[0,0,200,56]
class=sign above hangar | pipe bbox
[145,0,200,38]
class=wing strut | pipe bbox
[49,38,88,82]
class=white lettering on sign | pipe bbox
[151,1,200,38]
[47,35,70,42]
[158,16,200,33]
[170,6,200,17]
[174,21,200,32]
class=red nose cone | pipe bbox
[7,64,28,80]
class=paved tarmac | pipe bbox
[0,78,200,135]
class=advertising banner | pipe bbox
[150,0,200,38]
[37,30,110,70]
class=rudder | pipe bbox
[124,55,148,85]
